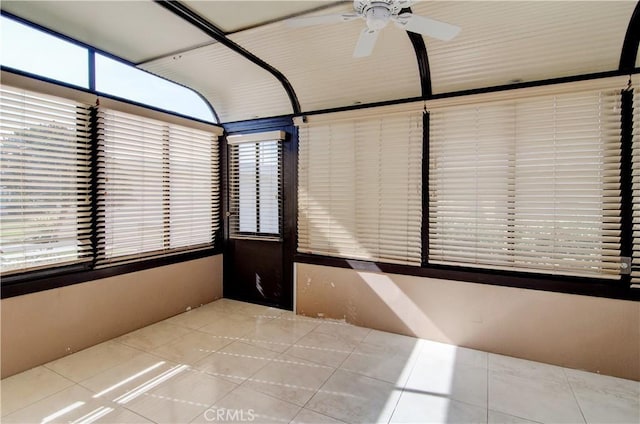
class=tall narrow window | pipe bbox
[297,110,423,265]
[429,88,622,278]
[169,125,217,249]
[0,85,92,274]
[96,107,220,264]
[228,132,284,239]
[97,109,166,262]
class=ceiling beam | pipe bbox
[620,1,640,71]
[155,0,301,115]
[401,7,432,98]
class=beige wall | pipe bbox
[296,262,640,381]
[1,255,223,378]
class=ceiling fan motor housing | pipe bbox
[354,0,410,30]
[353,0,407,15]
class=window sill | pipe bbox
[1,247,222,299]
[294,253,639,301]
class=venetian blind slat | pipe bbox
[631,89,640,283]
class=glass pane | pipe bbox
[0,87,92,273]
[1,16,89,88]
[169,127,214,249]
[238,143,257,233]
[258,141,279,234]
[95,54,215,123]
[99,110,165,259]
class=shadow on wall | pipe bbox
[296,193,640,381]
[297,259,640,381]
[295,201,487,421]
[295,262,488,422]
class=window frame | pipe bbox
[427,88,623,279]
[227,131,285,241]
[294,76,640,302]
[95,103,221,266]
[0,11,218,124]
[0,69,224,299]
[0,85,94,275]
[296,109,423,265]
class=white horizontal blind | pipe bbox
[97,108,218,264]
[97,110,165,262]
[169,125,218,249]
[429,88,622,278]
[632,90,640,284]
[0,85,92,274]
[298,111,423,265]
[228,138,282,238]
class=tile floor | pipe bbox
[1,299,638,424]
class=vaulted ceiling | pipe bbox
[2,0,638,123]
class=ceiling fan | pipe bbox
[286,0,460,58]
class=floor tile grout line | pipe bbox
[1,371,77,419]
[288,408,349,424]
[218,382,304,418]
[486,358,490,423]
[384,340,426,424]
[563,367,589,424]
[297,338,359,415]
[332,351,423,388]
[487,408,545,424]
[114,323,200,353]
[45,342,158,385]
[298,362,342,416]
[83,359,228,424]
[488,367,591,423]
[242,334,425,409]
[120,403,161,424]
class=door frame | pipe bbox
[221,116,297,310]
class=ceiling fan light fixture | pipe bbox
[365,6,392,30]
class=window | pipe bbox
[0,16,89,88]
[428,87,622,278]
[1,15,214,123]
[297,109,423,265]
[0,72,222,284]
[169,125,219,249]
[0,85,92,274]
[96,107,220,265]
[228,132,284,239]
[95,54,215,123]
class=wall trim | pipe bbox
[294,254,640,302]
[1,250,222,299]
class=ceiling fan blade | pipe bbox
[353,28,379,58]
[394,13,460,41]
[286,13,359,28]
